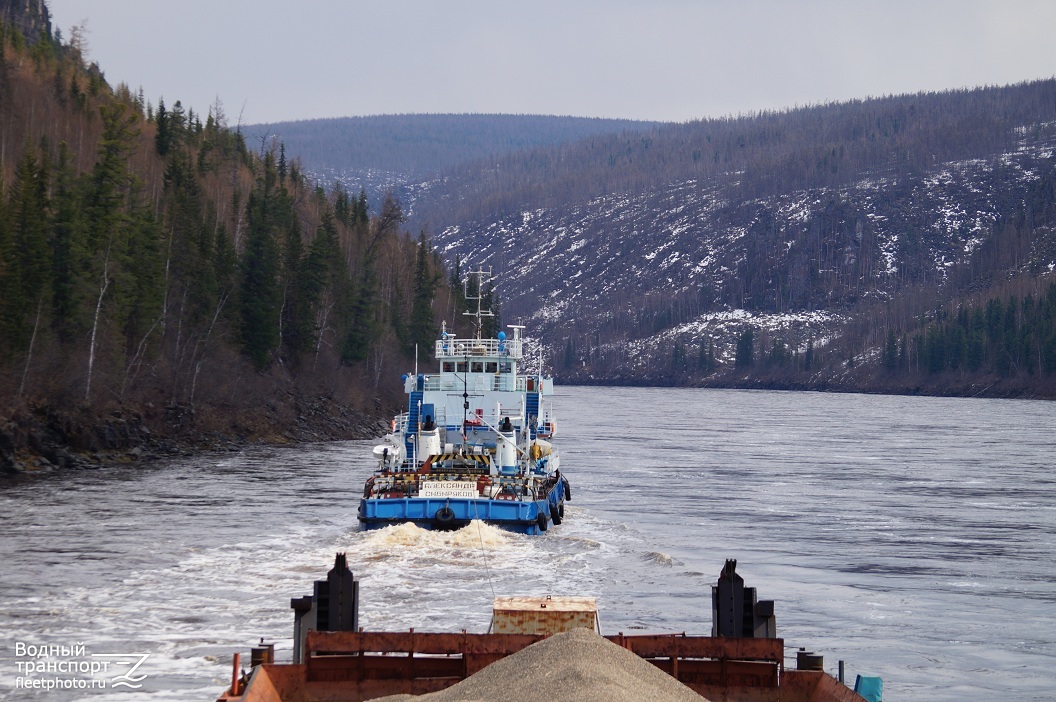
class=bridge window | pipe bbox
[485,362,498,373]
[471,362,484,373]
[457,361,469,373]
[443,362,455,372]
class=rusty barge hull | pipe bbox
[219,629,864,702]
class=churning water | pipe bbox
[1,387,1054,701]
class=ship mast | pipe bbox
[463,266,494,341]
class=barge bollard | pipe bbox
[291,553,359,664]
[711,559,777,638]
[250,640,274,667]
[230,653,240,696]
[797,649,824,670]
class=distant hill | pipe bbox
[416,81,1056,227]
[241,114,662,204]
[420,80,1056,396]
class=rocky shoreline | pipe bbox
[0,397,389,476]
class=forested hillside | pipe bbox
[422,81,1056,397]
[0,17,455,472]
[244,114,659,211]
[417,82,1056,226]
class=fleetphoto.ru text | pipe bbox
[14,642,150,693]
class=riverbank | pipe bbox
[0,395,389,475]
[7,367,1050,476]
[557,368,1056,400]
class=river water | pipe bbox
[1,387,1054,701]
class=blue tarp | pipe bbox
[854,674,883,702]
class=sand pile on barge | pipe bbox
[373,627,710,702]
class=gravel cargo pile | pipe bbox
[371,627,710,702]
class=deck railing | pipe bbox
[303,630,784,694]
[421,375,527,392]
[435,338,522,359]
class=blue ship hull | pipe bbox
[359,476,568,535]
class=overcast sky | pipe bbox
[45,0,1056,126]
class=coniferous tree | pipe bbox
[408,230,439,355]
[121,207,164,354]
[735,328,754,367]
[304,210,347,362]
[480,281,501,339]
[448,254,467,315]
[279,211,308,357]
[966,308,986,371]
[356,190,369,225]
[0,32,462,427]
[334,186,351,227]
[341,280,376,365]
[240,154,283,369]
[698,337,716,372]
[287,210,335,357]
[884,329,898,370]
[670,341,687,370]
[343,194,404,364]
[154,98,170,155]
[2,144,51,352]
[82,102,142,401]
[0,172,11,355]
[766,339,790,368]
[925,325,945,374]
[49,141,82,344]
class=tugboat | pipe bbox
[358,270,569,534]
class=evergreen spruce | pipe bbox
[883,329,898,370]
[735,328,754,367]
[154,98,170,155]
[480,281,501,339]
[239,154,283,370]
[448,254,467,315]
[408,231,439,355]
[2,144,51,351]
[49,141,82,344]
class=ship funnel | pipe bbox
[419,414,441,458]
[497,416,518,475]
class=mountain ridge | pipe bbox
[242,113,662,207]
[192,74,1056,397]
[416,80,1056,395]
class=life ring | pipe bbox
[563,481,572,501]
[551,504,563,525]
[536,513,548,533]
